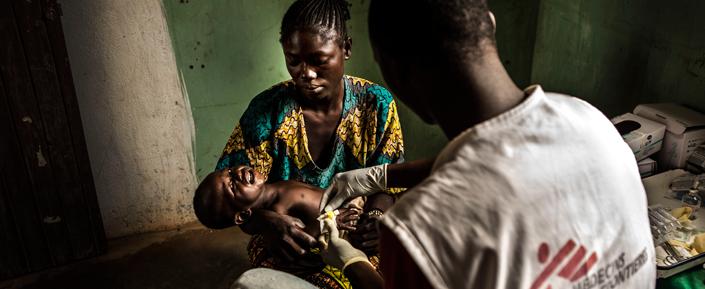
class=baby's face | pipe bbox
[213,165,266,212]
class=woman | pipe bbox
[215,0,404,288]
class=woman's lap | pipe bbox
[247,235,379,289]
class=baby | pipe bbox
[193,165,364,270]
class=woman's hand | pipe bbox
[257,210,317,262]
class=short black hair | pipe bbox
[280,0,351,45]
[369,0,496,62]
[193,172,234,229]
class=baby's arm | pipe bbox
[336,208,361,231]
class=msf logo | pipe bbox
[530,240,598,289]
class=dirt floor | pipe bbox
[0,223,251,289]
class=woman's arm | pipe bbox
[344,262,384,289]
[386,158,435,188]
[320,158,435,212]
[321,218,434,289]
[320,218,384,289]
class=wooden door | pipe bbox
[0,0,105,280]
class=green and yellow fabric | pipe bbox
[217,75,404,191]
[217,75,404,289]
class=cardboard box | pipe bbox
[634,103,705,169]
[637,158,657,178]
[611,113,666,161]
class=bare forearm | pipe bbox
[344,262,384,289]
[366,192,394,212]
[386,157,435,188]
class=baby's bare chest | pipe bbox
[271,186,323,236]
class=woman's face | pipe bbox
[282,30,351,102]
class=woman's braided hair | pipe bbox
[280,0,352,45]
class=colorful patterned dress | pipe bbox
[216,75,405,289]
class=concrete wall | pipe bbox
[60,0,198,238]
[531,0,705,117]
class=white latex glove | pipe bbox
[320,218,370,271]
[319,164,387,213]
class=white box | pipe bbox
[637,158,657,178]
[634,103,705,169]
[610,113,666,161]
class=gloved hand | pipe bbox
[319,164,387,213]
[319,218,370,271]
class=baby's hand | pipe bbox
[335,208,360,231]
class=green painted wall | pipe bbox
[163,0,538,181]
[163,0,450,181]
[164,1,289,181]
[169,0,700,181]
[532,0,705,117]
[162,0,543,181]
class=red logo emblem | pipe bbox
[530,240,599,289]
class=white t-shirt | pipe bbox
[381,86,656,289]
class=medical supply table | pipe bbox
[656,267,705,288]
[646,170,705,288]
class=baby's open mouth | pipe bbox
[246,170,254,184]
[237,168,255,185]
